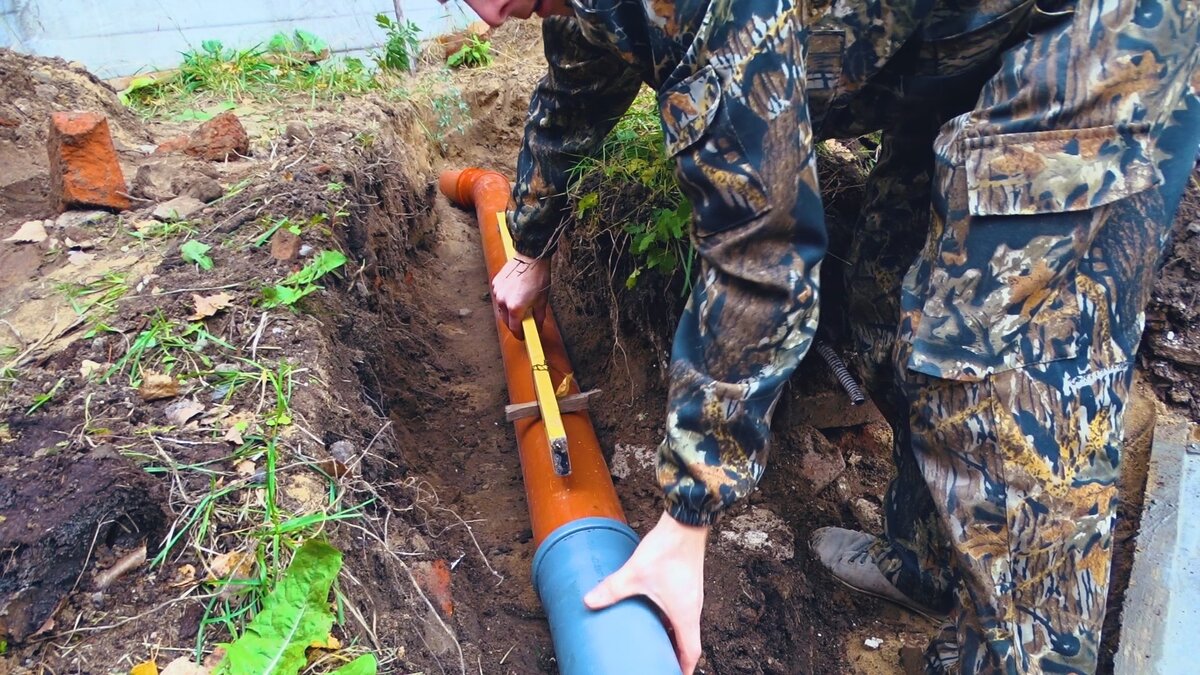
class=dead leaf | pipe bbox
[309,634,342,650]
[223,413,253,445]
[170,563,197,588]
[80,359,105,378]
[207,550,254,581]
[555,372,575,398]
[188,292,233,320]
[201,647,226,670]
[161,657,211,675]
[139,372,180,401]
[5,220,48,243]
[130,660,159,675]
[164,398,205,426]
[316,457,349,480]
[234,459,255,477]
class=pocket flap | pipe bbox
[965,124,1163,217]
[660,65,722,157]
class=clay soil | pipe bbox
[0,24,1196,675]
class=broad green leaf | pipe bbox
[286,250,347,285]
[260,284,311,309]
[330,654,377,675]
[218,540,342,675]
[180,240,214,270]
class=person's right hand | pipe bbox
[584,511,709,674]
[490,253,550,339]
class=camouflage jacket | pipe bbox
[507,0,1050,525]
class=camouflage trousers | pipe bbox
[834,1,1200,673]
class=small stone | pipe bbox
[864,637,884,650]
[270,228,301,261]
[55,210,108,229]
[47,111,131,212]
[329,440,356,463]
[717,506,795,561]
[1168,387,1192,404]
[795,427,846,494]
[152,196,206,222]
[80,360,105,378]
[298,244,314,257]
[284,121,313,142]
[64,236,96,251]
[1187,221,1200,235]
[4,220,48,243]
[67,251,97,266]
[457,308,472,318]
[850,498,884,533]
[180,177,223,203]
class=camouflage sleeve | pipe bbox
[509,17,643,259]
[655,1,826,526]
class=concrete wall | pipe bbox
[0,0,471,78]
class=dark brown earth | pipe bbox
[0,26,1196,675]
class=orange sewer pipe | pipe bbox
[438,167,679,675]
[438,167,625,545]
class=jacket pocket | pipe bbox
[964,123,1163,216]
[908,123,1162,379]
[659,65,772,237]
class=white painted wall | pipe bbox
[0,0,473,78]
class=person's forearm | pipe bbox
[510,16,642,258]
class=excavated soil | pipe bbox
[0,24,1196,675]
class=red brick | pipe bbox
[184,112,249,161]
[47,112,131,212]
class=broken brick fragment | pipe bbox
[47,111,131,212]
[184,112,249,161]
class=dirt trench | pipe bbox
[339,75,929,675]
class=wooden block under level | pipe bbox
[505,390,601,422]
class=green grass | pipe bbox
[56,272,130,338]
[26,377,65,415]
[123,33,381,116]
[103,312,235,387]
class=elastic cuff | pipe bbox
[667,502,720,527]
[513,237,555,260]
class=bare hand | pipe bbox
[490,253,550,339]
[584,511,709,674]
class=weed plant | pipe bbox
[447,35,494,69]
[374,13,421,72]
[570,89,693,290]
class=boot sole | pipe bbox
[829,574,948,624]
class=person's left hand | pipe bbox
[584,511,709,674]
